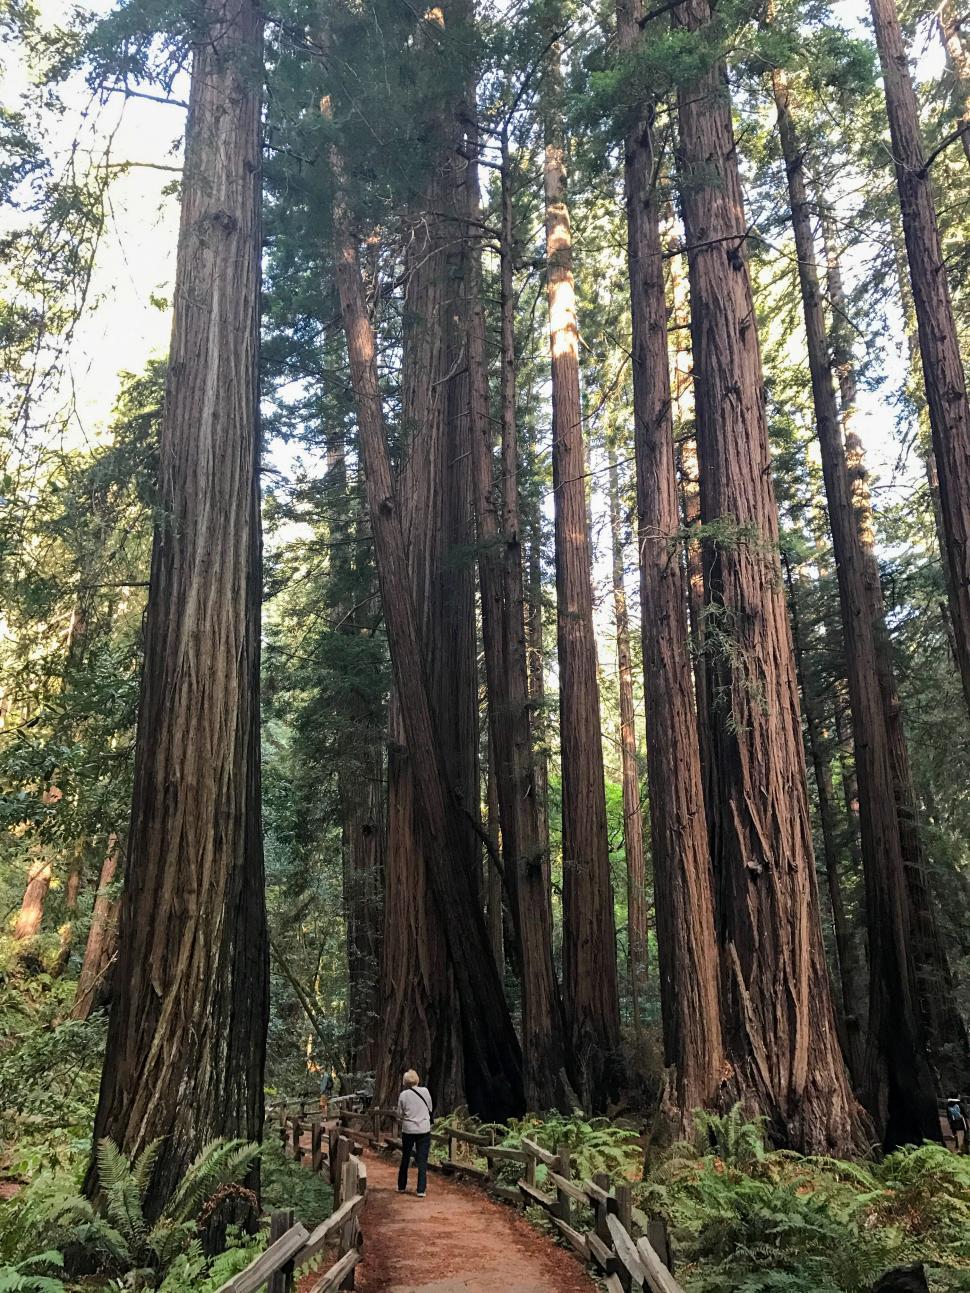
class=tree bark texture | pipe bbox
[485,741,505,974]
[620,21,724,1114]
[667,241,714,824]
[673,5,854,1151]
[73,840,120,1021]
[785,561,866,1088]
[526,517,551,862]
[773,66,942,1141]
[542,47,622,1107]
[605,440,648,1045]
[376,103,475,1110]
[936,0,970,166]
[869,0,970,721]
[820,187,970,1110]
[330,145,525,1122]
[88,0,269,1214]
[14,855,52,941]
[467,117,574,1111]
[340,743,384,1074]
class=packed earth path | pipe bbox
[340,1150,597,1293]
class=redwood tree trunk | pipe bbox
[485,742,504,973]
[869,0,970,720]
[376,102,470,1110]
[605,441,647,1044]
[14,856,52,941]
[818,178,970,1115]
[468,117,574,1111]
[936,0,970,167]
[785,561,866,1088]
[619,17,723,1114]
[673,1,854,1151]
[772,66,939,1141]
[72,840,120,1021]
[542,45,622,1105]
[330,145,525,1121]
[87,0,268,1213]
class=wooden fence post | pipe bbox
[647,1214,674,1274]
[266,1209,295,1293]
[332,1135,350,1206]
[615,1181,632,1234]
[311,1120,324,1173]
[291,1116,303,1165]
[593,1171,611,1245]
[555,1143,573,1228]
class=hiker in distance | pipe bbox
[397,1069,433,1197]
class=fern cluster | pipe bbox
[0,1138,261,1289]
[638,1107,970,1292]
[499,1112,642,1181]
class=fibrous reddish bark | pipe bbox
[869,0,970,721]
[772,65,938,1141]
[467,116,574,1111]
[619,13,723,1114]
[376,71,473,1108]
[14,855,52,941]
[330,140,525,1121]
[605,442,647,1043]
[816,176,970,1119]
[87,0,268,1215]
[73,840,120,1021]
[674,1,854,1150]
[542,45,622,1105]
[935,0,970,167]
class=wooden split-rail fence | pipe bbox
[213,1123,366,1293]
[270,1097,685,1293]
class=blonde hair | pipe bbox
[403,1069,420,1088]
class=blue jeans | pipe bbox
[398,1131,430,1193]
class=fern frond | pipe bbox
[165,1140,259,1225]
[96,1140,147,1255]
[133,1140,164,1202]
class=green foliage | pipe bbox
[0,1252,66,1293]
[156,1231,264,1293]
[260,1141,333,1229]
[0,975,105,1177]
[0,1138,261,1286]
[640,1111,970,1291]
[498,1113,641,1182]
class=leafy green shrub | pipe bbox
[156,1230,263,1293]
[0,1138,261,1287]
[639,1109,970,1292]
[499,1112,641,1181]
[0,979,106,1177]
[260,1141,333,1228]
[0,1252,66,1293]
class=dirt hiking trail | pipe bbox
[352,1151,597,1293]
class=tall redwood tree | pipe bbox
[619,0,724,1116]
[542,42,622,1105]
[88,0,268,1214]
[673,0,855,1151]
[868,0,970,721]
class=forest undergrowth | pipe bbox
[2,966,969,1293]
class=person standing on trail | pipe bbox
[946,1096,968,1153]
[396,1069,433,1197]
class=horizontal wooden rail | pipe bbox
[311,1103,684,1293]
[217,1131,367,1293]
